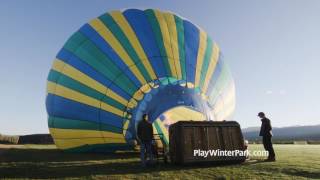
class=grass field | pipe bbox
[0,144,319,179]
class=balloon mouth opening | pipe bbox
[122,77,214,143]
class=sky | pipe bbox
[0,0,319,135]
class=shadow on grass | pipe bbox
[0,148,247,179]
[0,148,139,162]
[243,159,269,165]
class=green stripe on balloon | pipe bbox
[47,68,60,82]
[48,116,123,134]
[64,143,132,153]
[145,9,172,77]
[63,32,138,95]
[199,38,214,90]
[48,70,125,111]
[98,13,152,82]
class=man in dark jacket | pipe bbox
[137,114,154,166]
[258,112,276,161]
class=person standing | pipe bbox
[258,112,276,161]
[137,114,154,166]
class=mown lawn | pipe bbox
[0,144,319,179]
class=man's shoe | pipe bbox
[264,157,276,162]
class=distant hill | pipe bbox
[242,126,260,132]
[242,124,320,141]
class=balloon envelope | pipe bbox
[46,9,235,152]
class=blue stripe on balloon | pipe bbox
[56,49,132,101]
[46,93,124,128]
[79,24,142,87]
[183,20,199,85]
[123,9,167,78]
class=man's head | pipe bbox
[142,114,148,121]
[258,112,265,119]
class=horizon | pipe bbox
[1,0,320,135]
[242,123,320,129]
[2,123,320,136]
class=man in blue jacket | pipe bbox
[258,112,276,161]
[137,114,154,166]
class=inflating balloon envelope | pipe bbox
[46,9,235,152]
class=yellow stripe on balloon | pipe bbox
[52,59,128,107]
[53,138,126,149]
[47,81,123,116]
[139,83,152,93]
[122,120,130,137]
[50,128,125,140]
[164,106,206,123]
[50,128,126,149]
[212,82,235,114]
[110,11,157,80]
[164,12,182,79]
[89,18,147,85]
[213,96,225,115]
[153,10,177,78]
[53,138,105,149]
[214,99,235,121]
[133,90,144,101]
[127,98,138,109]
[194,30,207,88]
[223,98,236,120]
[51,58,64,72]
[202,43,220,93]
[221,82,236,109]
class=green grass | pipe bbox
[0,144,319,179]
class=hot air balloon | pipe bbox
[46,9,235,152]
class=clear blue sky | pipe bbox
[1,0,319,135]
